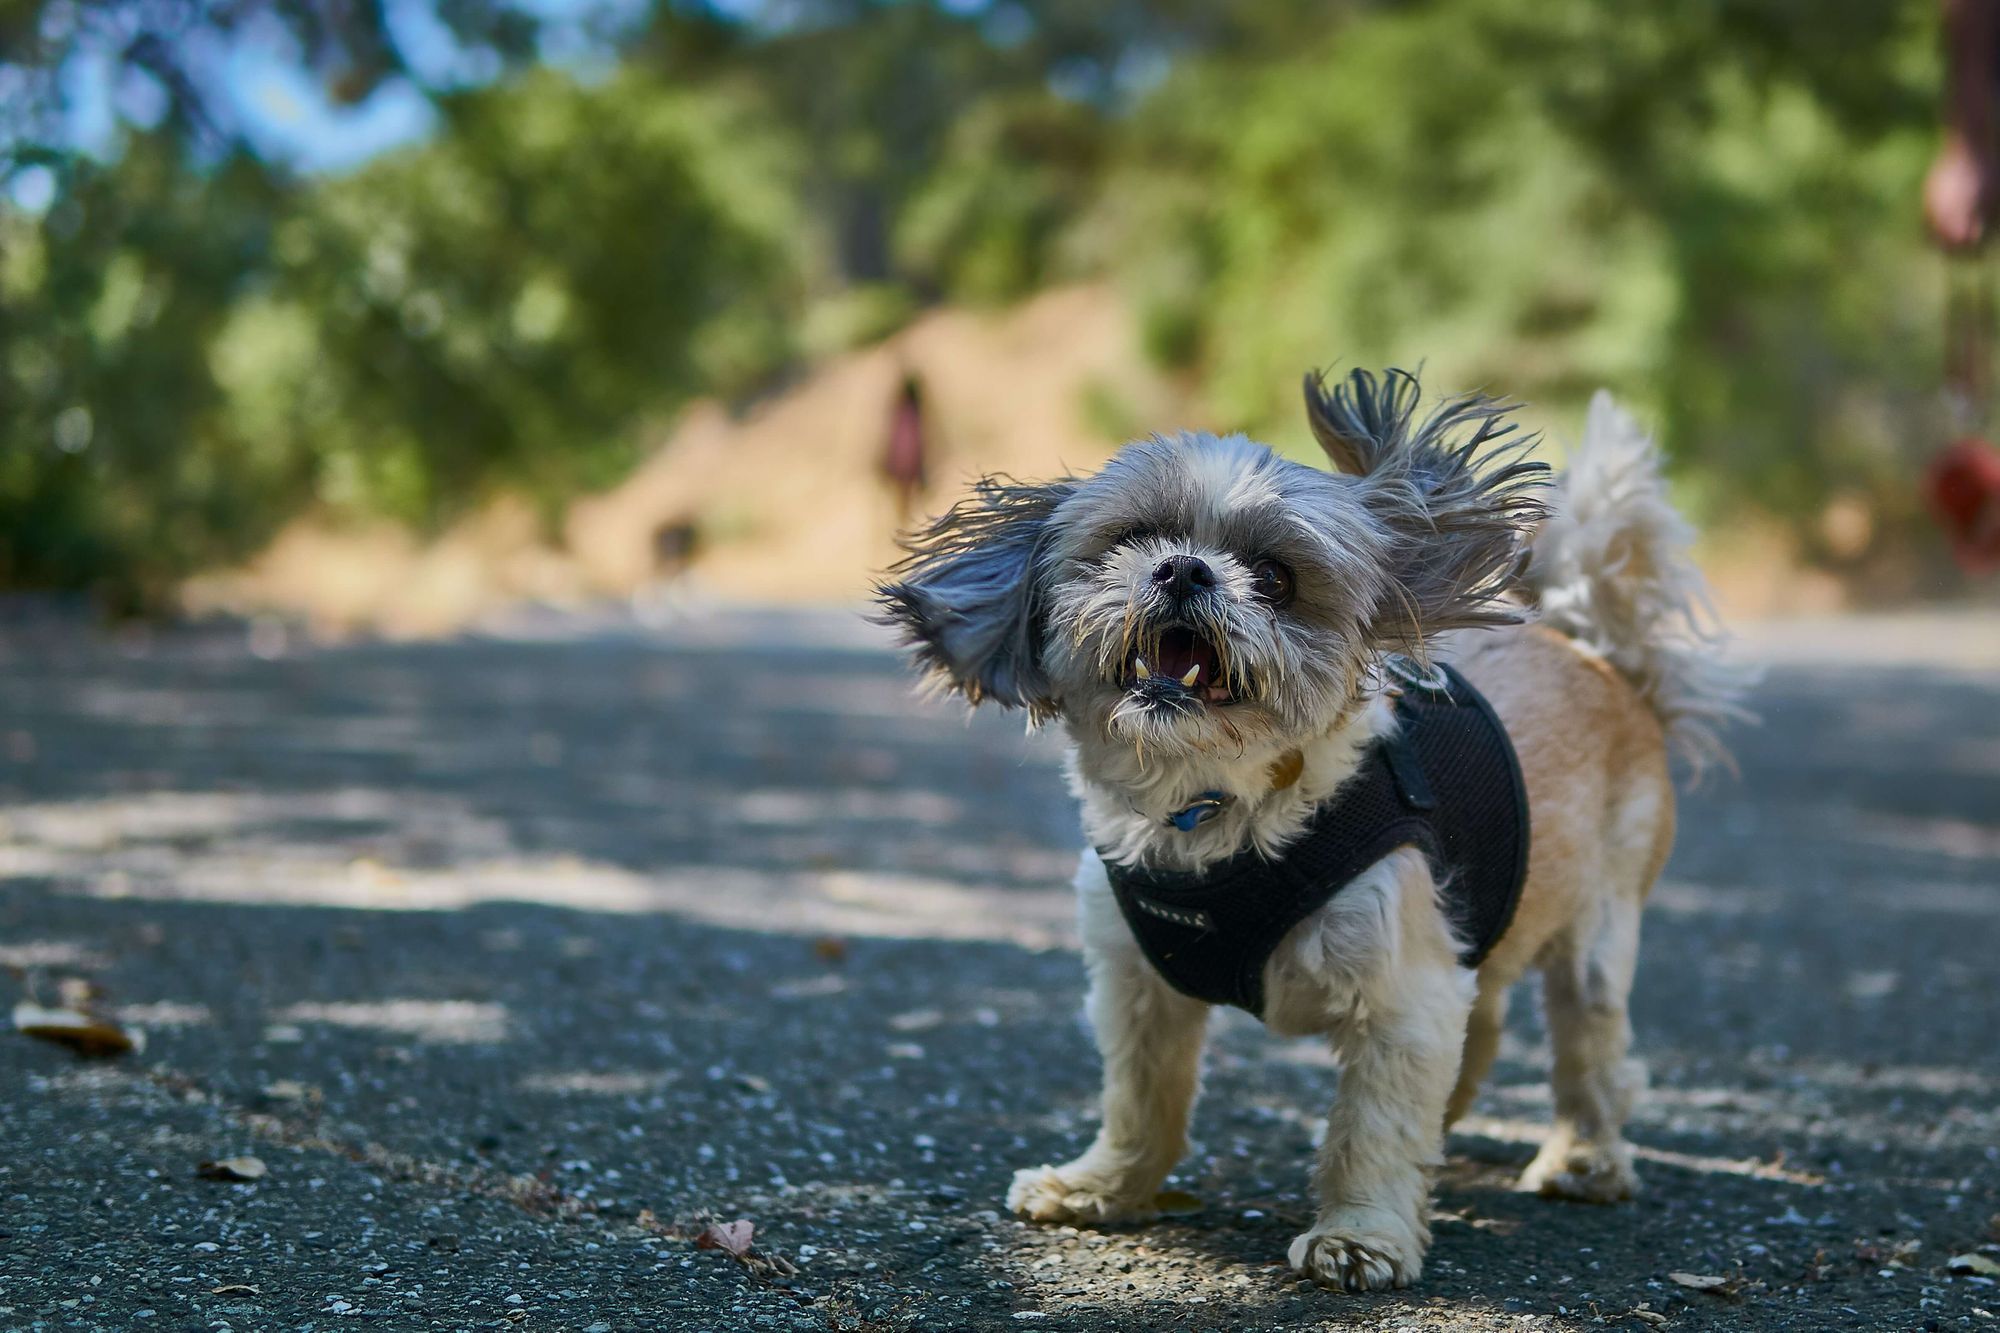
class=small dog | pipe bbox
[877,369,1747,1291]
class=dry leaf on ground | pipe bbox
[258,1079,319,1107]
[55,977,104,1007]
[691,1218,798,1278]
[1430,1207,1520,1235]
[197,1156,269,1182]
[1667,1271,1740,1297]
[12,1002,142,1057]
[1950,1253,2000,1277]
[695,1220,755,1259]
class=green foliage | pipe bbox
[896,93,1105,304]
[1,67,805,602]
[1106,7,1669,434]
[1101,0,1943,537]
[0,141,299,609]
[799,283,919,360]
[248,68,804,526]
[0,0,1962,605]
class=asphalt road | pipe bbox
[1,605,1996,1333]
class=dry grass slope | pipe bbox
[185,286,1179,637]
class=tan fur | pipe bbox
[1455,623,1675,988]
[1445,625,1674,1203]
[1009,624,1679,1289]
[992,391,1744,1292]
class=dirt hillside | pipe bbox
[182,283,1840,635]
[185,285,1184,636]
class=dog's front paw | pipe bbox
[1518,1137,1639,1204]
[1288,1214,1425,1292]
[1006,1164,1153,1225]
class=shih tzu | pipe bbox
[877,369,1747,1291]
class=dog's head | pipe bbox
[878,369,1548,759]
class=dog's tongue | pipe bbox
[1155,627,1220,688]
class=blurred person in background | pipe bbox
[1928,0,2000,248]
[882,371,930,527]
[1927,0,2000,571]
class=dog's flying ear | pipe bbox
[1305,366,1394,477]
[1304,367,1550,651]
[876,475,1078,712]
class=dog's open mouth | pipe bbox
[1123,626,1239,705]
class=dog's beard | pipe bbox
[1106,618,1265,754]
[1044,571,1340,761]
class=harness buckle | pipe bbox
[1382,653,1451,695]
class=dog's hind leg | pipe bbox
[1444,984,1508,1130]
[1008,854,1210,1225]
[1518,895,1645,1203]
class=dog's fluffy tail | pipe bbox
[1527,392,1755,779]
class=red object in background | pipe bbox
[1925,436,2000,573]
[884,393,925,491]
[881,373,929,525]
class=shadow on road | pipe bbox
[1,613,1995,1330]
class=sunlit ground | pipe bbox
[1,606,1996,1330]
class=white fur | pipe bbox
[1009,847,1477,1290]
[886,379,1737,1294]
[1530,392,1755,777]
[1007,854,1210,1223]
[1067,695,1394,872]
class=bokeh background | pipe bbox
[7,10,2000,1329]
[0,0,1981,631]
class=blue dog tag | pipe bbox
[1165,791,1231,831]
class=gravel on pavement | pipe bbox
[1,606,1996,1332]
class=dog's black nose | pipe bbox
[1152,555,1215,599]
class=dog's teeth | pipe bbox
[1180,665,1200,687]
[1134,657,1151,681]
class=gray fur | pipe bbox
[878,370,1550,778]
[1037,432,1400,757]
[1305,367,1550,653]
[877,474,1079,712]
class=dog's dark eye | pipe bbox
[1107,525,1157,551]
[1250,558,1294,607]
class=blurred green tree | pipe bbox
[1102,0,1942,551]
[0,141,294,610]
[1,66,804,603]
[240,66,804,526]
[0,0,1964,605]
[896,91,1105,304]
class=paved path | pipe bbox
[1,607,1996,1332]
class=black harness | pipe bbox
[1103,663,1530,1017]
